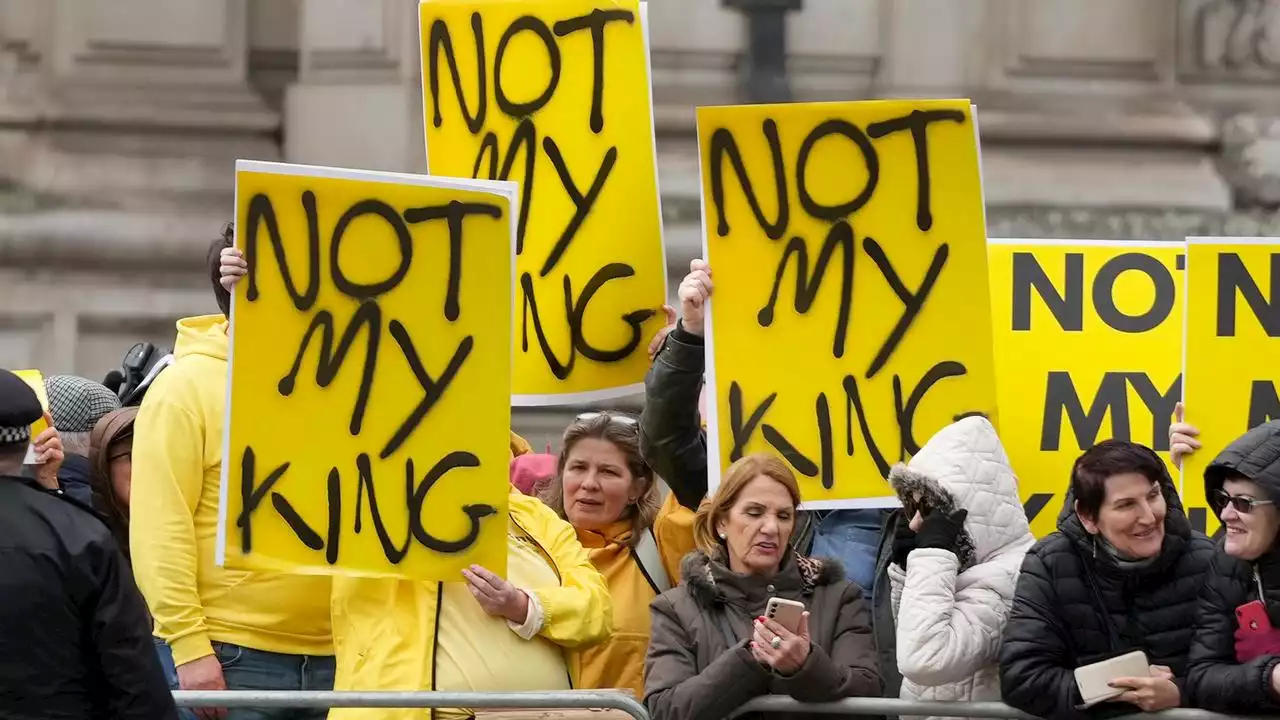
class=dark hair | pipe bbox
[89,407,139,560]
[1071,440,1170,519]
[208,222,234,317]
[537,412,658,546]
[0,441,26,468]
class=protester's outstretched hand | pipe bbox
[463,564,530,625]
[219,247,247,293]
[1169,402,1201,469]
[178,654,227,720]
[648,305,679,361]
[678,259,712,337]
[31,412,63,491]
[751,613,811,676]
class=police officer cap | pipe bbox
[0,370,43,445]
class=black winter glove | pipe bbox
[914,508,968,552]
[891,523,916,569]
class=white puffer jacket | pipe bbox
[887,416,1035,720]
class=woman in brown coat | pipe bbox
[643,453,882,720]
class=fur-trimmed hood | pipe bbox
[888,416,1033,570]
[679,547,845,610]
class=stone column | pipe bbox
[284,0,424,173]
[0,0,277,209]
[0,0,266,375]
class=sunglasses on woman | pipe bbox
[1211,488,1276,515]
[575,412,638,426]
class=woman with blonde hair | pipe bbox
[644,453,881,720]
[536,411,696,699]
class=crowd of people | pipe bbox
[3,229,1280,720]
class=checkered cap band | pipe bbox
[45,375,121,433]
[0,423,30,445]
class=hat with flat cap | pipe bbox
[0,370,43,445]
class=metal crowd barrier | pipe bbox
[173,691,1273,720]
[173,690,649,719]
[734,697,1267,719]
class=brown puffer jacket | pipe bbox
[644,548,882,720]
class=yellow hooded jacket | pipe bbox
[329,450,612,720]
[570,492,694,698]
[130,315,333,666]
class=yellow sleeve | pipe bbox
[653,493,696,584]
[521,500,613,649]
[129,382,212,666]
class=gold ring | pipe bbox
[770,636,782,650]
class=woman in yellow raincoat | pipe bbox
[328,433,612,720]
[537,412,696,699]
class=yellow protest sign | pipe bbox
[1183,237,1280,536]
[698,100,998,507]
[419,0,667,405]
[220,160,516,581]
[988,240,1184,537]
[13,369,50,464]
[13,369,49,437]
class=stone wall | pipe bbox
[1,0,1278,442]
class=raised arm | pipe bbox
[897,548,1017,686]
[640,260,713,511]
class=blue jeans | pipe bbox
[164,639,336,720]
[154,637,199,720]
[810,509,884,594]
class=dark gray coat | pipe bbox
[644,549,882,720]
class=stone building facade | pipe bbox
[1,0,1278,444]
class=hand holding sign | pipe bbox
[1169,402,1201,469]
[678,259,713,337]
[462,564,530,624]
[31,412,63,491]
[219,246,247,293]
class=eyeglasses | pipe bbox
[575,412,638,426]
[1211,489,1276,515]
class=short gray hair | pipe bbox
[59,431,91,457]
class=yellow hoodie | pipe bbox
[130,315,332,666]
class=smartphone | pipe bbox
[1073,650,1150,708]
[1238,600,1273,634]
[765,597,806,634]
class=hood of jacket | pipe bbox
[1054,448,1193,575]
[888,416,1032,570]
[175,314,228,361]
[1205,420,1280,504]
[1205,420,1280,574]
[679,548,844,610]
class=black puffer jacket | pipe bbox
[1186,420,1280,713]
[999,470,1215,720]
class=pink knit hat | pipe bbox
[510,453,557,496]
